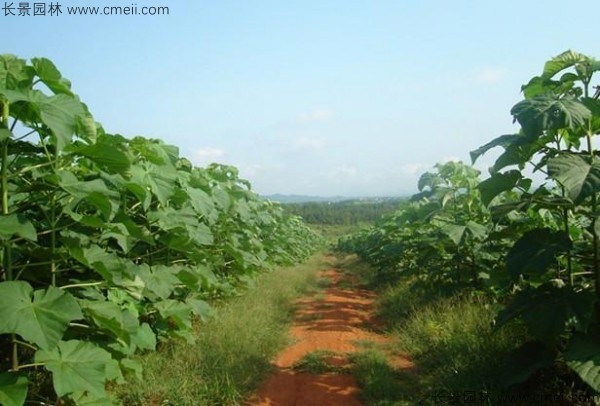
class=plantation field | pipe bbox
[0,55,321,405]
[4,50,600,405]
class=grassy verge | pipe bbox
[112,254,324,406]
[336,255,530,405]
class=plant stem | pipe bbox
[584,82,600,323]
[1,101,19,371]
[50,195,57,286]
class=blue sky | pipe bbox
[4,0,600,196]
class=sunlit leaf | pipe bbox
[35,340,112,397]
[0,282,82,350]
[548,153,600,204]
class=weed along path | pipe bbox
[248,257,409,405]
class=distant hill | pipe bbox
[261,194,352,204]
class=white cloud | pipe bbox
[474,68,506,85]
[296,108,335,123]
[191,147,225,166]
[400,163,428,175]
[291,136,326,152]
[330,165,358,178]
[239,163,262,177]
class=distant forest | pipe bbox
[284,198,405,225]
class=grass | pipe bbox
[293,350,343,374]
[373,280,528,404]
[111,254,324,406]
[350,349,411,406]
[330,255,530,404]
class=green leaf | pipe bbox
[130,163,178,205]
[31,57,73,95]
[186,297,214,321]
[120,358,143,381]
[498,342,555,388]
[469,134,521,164]
[465,220,488,240]
[0,54,31,88]
[506,228,571,279]
[35,340,112,397]
[0,213,37,241]
[477,170,523,206]
[439,223,466,245]
[0,372,28,406]
[511,94,591,137]
[80,300,138,345]
[548,153,600,204]
[69,391,114,406]
[566,333,600,392]
[496,282,593,346]
[67,136,132,175]
[0,282,82,350]
[131,323,156,351]
[3,89,85,151]
[541,50,589,80]
[139,264,181,300]
[155,299,193,331]
[58,171,119,219]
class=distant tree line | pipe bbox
[283,198,405,225]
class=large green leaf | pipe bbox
[566,333,600,392]
[0,372,28,406]
[31,57,73,95]
[58,171,119,219]
[3,89,85,151]
[154,299,193,330]
[148,206,213,246]
[129,163,178,205]
[0,282,82,350]
[548,153,600,204]
[511,93,590,137]
[35,340,112,397]
[67,135,132,175]
[0,213,37,241]
[69,391,113,406]
[477,170,524,207]
[496,282,594,346]
[541,50,589,80]
[0,54,31,88]
[131,323,156,351]
[469,134,521,164]
[139,264,181,300]
[437,220,487,245]
[64,243,129,284]
[506,228,571,279]
[79,300,138,345]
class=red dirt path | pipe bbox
[247,265,412,406]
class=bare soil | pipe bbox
[247,265,411,406]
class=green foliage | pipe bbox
[114,255,321,405]
[350,349,407,405]
[284,198,404,226]
[0,54,321,405]
[338,50,600,396]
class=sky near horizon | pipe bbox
[3,1,600,196]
